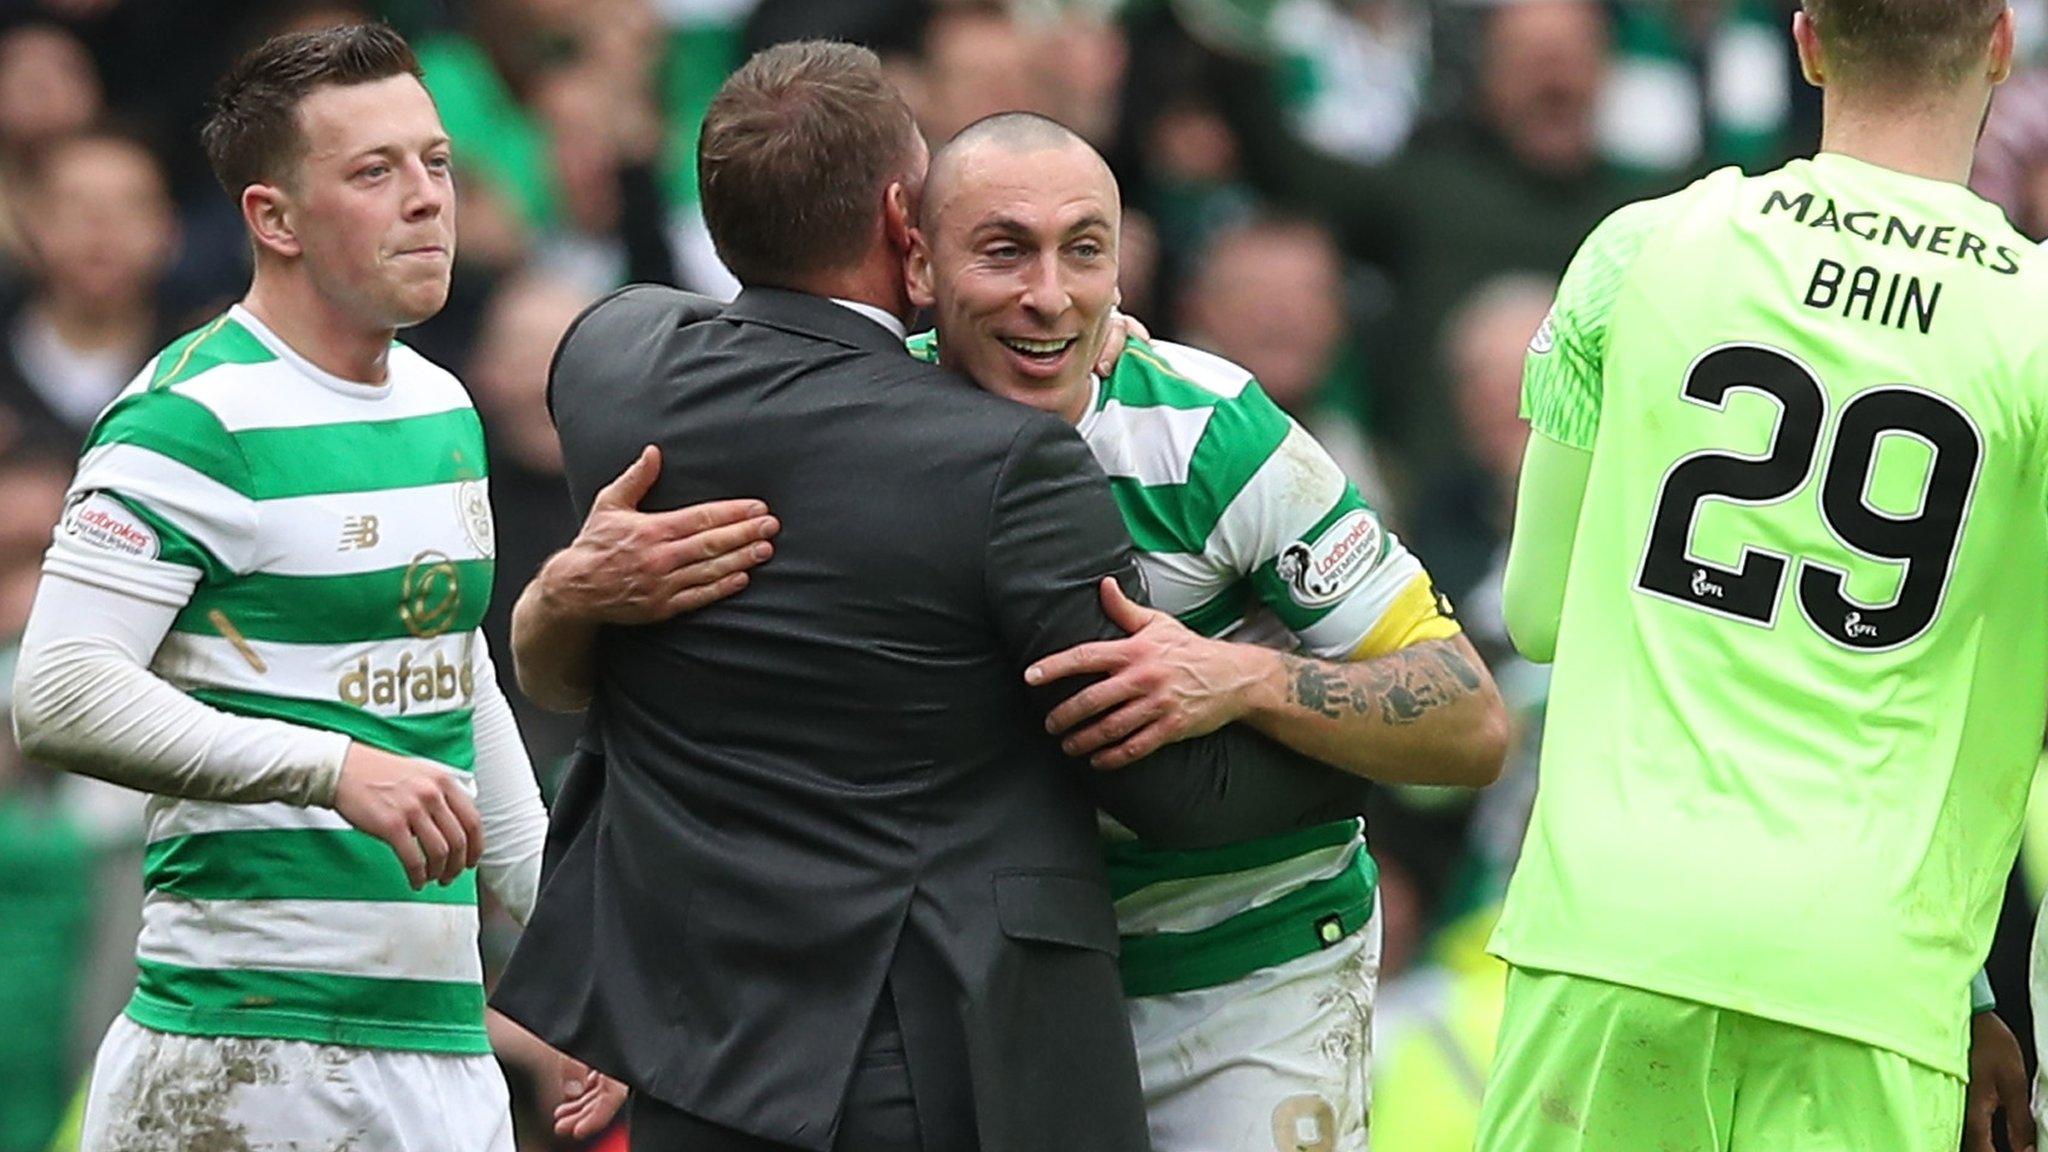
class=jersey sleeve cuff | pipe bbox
[1970,969,1996,1014]
[1522,353,1601,451]
[300,729,351,808]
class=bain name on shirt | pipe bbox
[1801,258,1942,336]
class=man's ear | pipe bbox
[906,226,936,309]
[1792,10,1825,88]
[242,183,302,259]
[883,179,915,256]
[1990,6,2016,85]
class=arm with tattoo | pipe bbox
[1284,640,1483,725]
[1262,637,1506,786]
[1030,579,1507,786]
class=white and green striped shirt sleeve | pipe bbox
[1100,340,1425,659]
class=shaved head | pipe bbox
[906,109,1122,424]
[922,111,1114,230]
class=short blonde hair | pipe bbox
[1801,0,2006,89]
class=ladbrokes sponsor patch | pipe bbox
[61,491,159,559]
[1276,510,1381,608]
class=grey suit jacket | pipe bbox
[491,285,1361,1152]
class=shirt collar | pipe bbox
[230,304,394,398]
[1073,372,1105,436]
[827,297,908,340]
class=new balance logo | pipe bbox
[339,516,381,551]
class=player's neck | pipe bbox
[241,275,395,386]
[1050,377,1092,427]
[1819,90,1986,187]
[963,372,1091,427]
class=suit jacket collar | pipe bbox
[722,288,909,357]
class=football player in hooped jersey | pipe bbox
[8,25,604,1152]
[1478,2,2046,1151]
[521,110,1508,1151]
[910,113,1505,1152]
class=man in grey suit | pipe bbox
[490,40,1363,1152]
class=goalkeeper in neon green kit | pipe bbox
[1477,3,2047,1150]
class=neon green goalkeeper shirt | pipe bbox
[1489,154,2048,1077]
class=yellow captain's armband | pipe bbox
[1347,574,1462,661]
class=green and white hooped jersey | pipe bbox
[910,333,1460,995]
[53,306,497,1054]
[1087,339,1459,996]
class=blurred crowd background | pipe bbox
[5,1,2048,1149]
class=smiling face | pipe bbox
[269,73,456,330]
[908,136,1119,422]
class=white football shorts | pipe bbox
[1129,897,1382,1152]
[79,1014,515,1152]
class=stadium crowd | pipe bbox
[3,1,2047,1149]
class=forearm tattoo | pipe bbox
[1284,640,1484,726]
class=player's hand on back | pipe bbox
[539,445,779,625]
[1026,577,1267,769]
[332,742,485,889]
[1965,1009,2036,1152]
[555,1054,629,1139]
